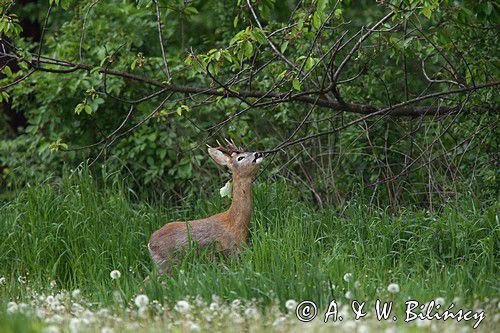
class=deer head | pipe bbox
[207,139,264,178]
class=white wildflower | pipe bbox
[230,312,245,324]
[69,318,81,333]
[82,310,95,322]
[189,322,201,332]
[174,300,190,314]
[18,302,29,313]
[385,326,397,333]
[219,181,232,198]
[209,302,219,312]
[387,283,400,294]
[343,272,353,282]
[46,295,56,305]
[345,291,353,299]
[17,276,27,284]
[72,289,81,299]
[0,277,6,286]
[98,308,110,317]
[211,294,221,303]
[134,294,149,308]
[273,316,286,327]
[285,299,297,311]
[110,270,121,280]
[71,302,84,313]
[434,297,445,306]
[44,326,60,333]
[343,320,356,330]
[244,307,260,320]
[358,324,370,333]
[231,299,241,310]
[51,315,64,324]
[7,301,18,314]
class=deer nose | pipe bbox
[253,152,263,162]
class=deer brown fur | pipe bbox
[148,140,264,274]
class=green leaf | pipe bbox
[422,6,432,19]
[74,103,84,115]
[84,105,92,115]
[233,15,239,28]
[277,70,287,80]
[2,91,10,102]
[484,2,493,16]
[243,41,253,58]
[292,78,301,91]
[280,41,289,54]
[1,66,13,77]
[312,12,322,30]
[184,6,199,15]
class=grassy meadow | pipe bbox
[0,172,498,332]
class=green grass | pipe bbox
[0,172,498,331]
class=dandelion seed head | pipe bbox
[69,318,81,333]
[415,318,430,327]
[244,307,259,320]
[44,325,60,333]
[230,312,245,324]
[71,302,84,313]
[285,299,297,311]
[0,277,6,286]
[272,316,286,327]
[7,301,18,314]
[434,297,445,306]
[110,270,121,280]
[387,283,400,294]
[231,299,241,309]
[358,324,370,333]
[174,300,190,314]
[345,291,353,299]
[18,302,29,313]
[72,289,81,299]
[134,294,149,308]
[343,273,353,282]
[189,322,201,332]
[209,302,219,312]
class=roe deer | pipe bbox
[148,140,264,274]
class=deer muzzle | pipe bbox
[253,152,264,164]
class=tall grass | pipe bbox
[0,171,498,310]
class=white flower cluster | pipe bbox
[2,283,497,333]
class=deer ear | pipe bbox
[208,148,231,166]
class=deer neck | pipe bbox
[226,175,253,242]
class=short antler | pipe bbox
[214,138,244,155]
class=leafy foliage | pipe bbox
[0,0,498,204]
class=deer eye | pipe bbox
[237,156,245,161]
